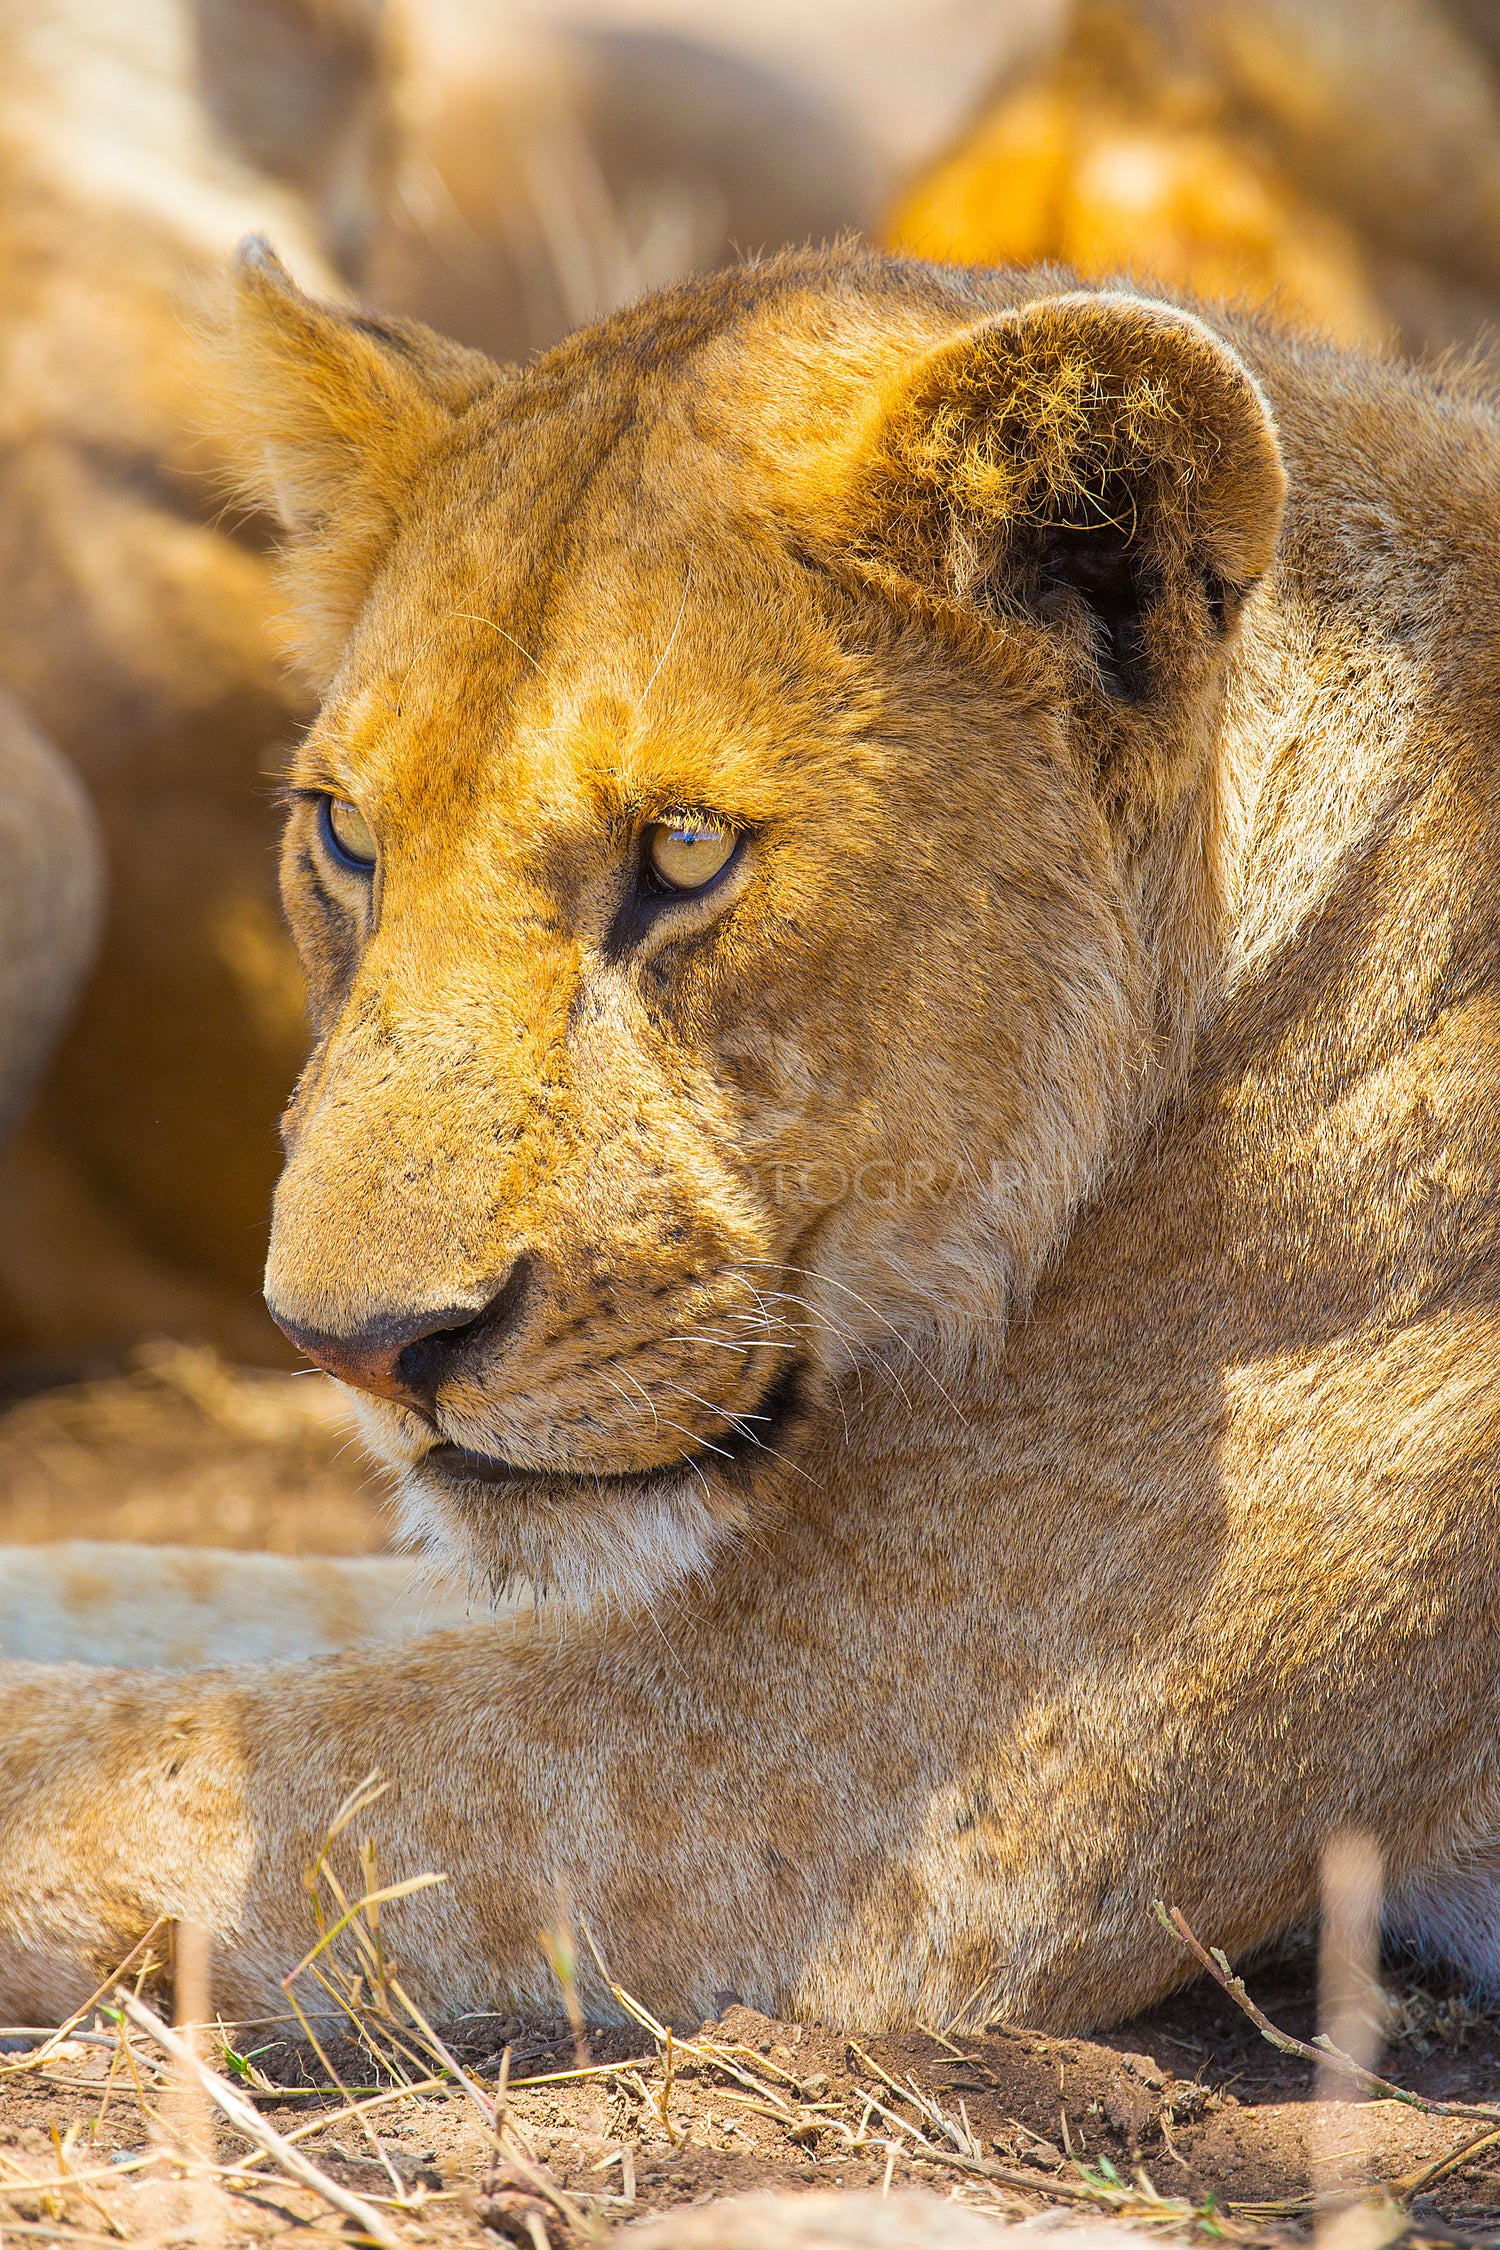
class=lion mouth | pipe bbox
[418,1357,805,1495]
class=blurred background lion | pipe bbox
[887,0,1500,356]
[2,0,1498,1583]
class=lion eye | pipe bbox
[319,794,378,871]
[646,817,736,891]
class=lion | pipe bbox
[3,238,1500,2035]
[886,0,1500,360]
[0,693,101,1149]
[0,1538,480,1666]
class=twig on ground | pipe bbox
[1401,2123,1500,2199]
[1156,1901,1500,2124]
[115,1986,405,2250]
[1157,1899,1500,2214]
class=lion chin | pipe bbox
[350,1364,808,1609]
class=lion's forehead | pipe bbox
[309,281,1044,828]
[316,478,888,849]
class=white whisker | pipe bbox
[634,559,692,714]
[747,1257,971,1423]
[597,1368,651,1427]
[745,1284,908,1415]
[657,1416,736,1464]
[608,1360,660,1426]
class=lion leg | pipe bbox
[0,1638,549,2023]
[0,693,102,1142]
[0,1607,1421,2036]
[0,1621,973,2030]
[1386,1864,1500,1991]
[0,1544,497,1667]
[8,1592,1459,2036]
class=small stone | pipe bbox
[474,2161,570,2247]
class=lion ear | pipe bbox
[211,238,503,679]
[841,291,1285,813]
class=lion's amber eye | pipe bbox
[646,817,736,891]
[320,794,378,871]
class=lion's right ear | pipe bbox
[210,238,503,680]
[806,291,1286,844]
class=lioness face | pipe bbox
[233,250,1282,1601]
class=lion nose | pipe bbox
[269,1261,531,1414]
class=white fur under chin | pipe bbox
[393,1458,737,1614]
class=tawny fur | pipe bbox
[2,245,1499,2037]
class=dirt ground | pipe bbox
[2,1934,1500,2247]
[3,1367,1498,2245]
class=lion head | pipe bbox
[216,244,1284,1604]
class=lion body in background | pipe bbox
[887,0,1500,359]
[3,245,1500,2030]
[0,692,100,1152]
[367,15,876,367]
[0,0,388,1366]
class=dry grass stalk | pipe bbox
[0,2150,162,2204]
[116,1987,405,2250]
[539,1879,590,2070]
[167,1919,225,2245]
[566,1925,1218,2232]
[1314,1834,1395,2250]
[273,1787,594,2239]
[0,1921,167,2082]
[223,2073,451,2195]
[42,2122,126,2240]
[280,1774,445,2195]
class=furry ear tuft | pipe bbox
[206,238,503,680]
[841,290,1286,711]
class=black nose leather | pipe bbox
[270,1259,531,1412]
